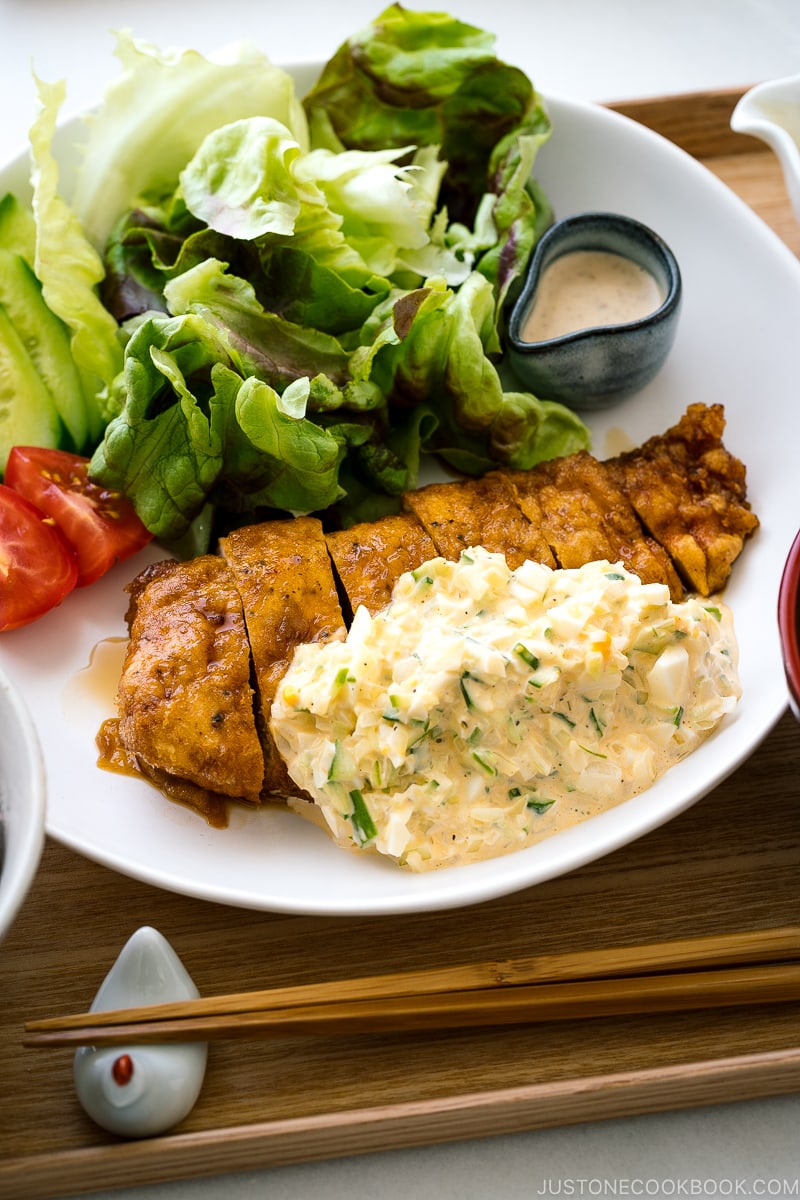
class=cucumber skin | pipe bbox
[0,305,62,473]
[0,193,36,265]
[0,250,89,451]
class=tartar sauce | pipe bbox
[522,249,665,342]
[270,549,740,872]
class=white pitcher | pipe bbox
[731,74,800,224]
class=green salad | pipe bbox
[2,5,590,548]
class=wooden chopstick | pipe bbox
[21,926,800,1051]
[22,960,800,1048]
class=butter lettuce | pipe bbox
[180,118,307,241]
[29,9,590,542]
[89,313,347,539]
[350,272,589,475]
[163,258,355,394]
[14,31,309,441]
[29,77,124,435]
[303,3,553,304]
[179,116,461,283]
[70,32,308,252]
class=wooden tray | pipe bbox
[2,87,800,1200]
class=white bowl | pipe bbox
[0,665,46,940]
[731,74,800,225]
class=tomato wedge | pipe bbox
[5,447,153,587]
[0,484,78,631]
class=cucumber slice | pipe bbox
[328,739,357,783]
[0,304,62,474]
[0,250,88,450]
[0,193,36,264]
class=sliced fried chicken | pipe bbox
[326,512,438,616]
[112,555,264,809]
[102,404,759,823]
[220,517,345,797]
[500,451,684,600]
[607,403,759,594]
[402,473,556,569]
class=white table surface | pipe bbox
[2,1,800,1197]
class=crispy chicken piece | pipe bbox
[113,555,264,808]
[500,452,684,600]
[220,517,345,797]
[123,557,183,627]
[402,473,556,569]
[102,405,759,824]
[326,512,438,616]
[607,403,759,594]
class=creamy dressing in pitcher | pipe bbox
[522,249,665,341]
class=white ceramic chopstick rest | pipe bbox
[73,926,208,1137]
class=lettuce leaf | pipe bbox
[163,258,354,394]
[302,3,552,304]
[89,313,347,538]
[180,117,307,240]
[70,31,309,252]
[353,271,590,473]
[179,114,466,284]
[29,76,124,435]
[60,14,590,542]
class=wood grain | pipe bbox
[1,89,799,1200]
[607,86,752,158]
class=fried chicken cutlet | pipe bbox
[103,404,758,824]
[607,403,759,594]
[326,512,438,616]
[402,472,556,569]
[500,452,684,600]
[109,555,264,813]
[221,517,345,796]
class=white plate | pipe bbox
[0,75,798,915]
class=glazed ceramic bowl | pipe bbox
[0,665,46,941]
[505,211,682,410]
[778,529,800,722]
[731,75,800,225]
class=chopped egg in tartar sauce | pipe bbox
[270,549,740,872]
